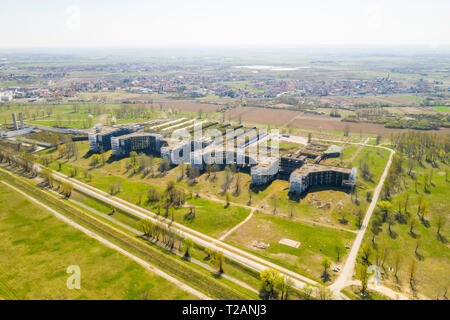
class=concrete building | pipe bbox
[111,132,163,156]
[0,91,13,102]
[19,112,24,129]
[250,157,279,185]
[88,126,133,152]
[289,164,356,194]
[11,113,18,130]
[279,153,306,178]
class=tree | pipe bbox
[335,245,342,262]
[40,168,54,188]
[317,285,333,300]
[321,257,331,282]
[409,217,418,236]
[418,200,429,223]
[300,285,314,300]
[259,268,283,300]
[277,276,294,300]
[370,222,381,245]
[360,243,372,265]
[182,238,193,259]
[355,209,364,229]
[409,260,417,292]
[211,251,225,274]
[376,135,381,145]
[378,201,392,222]
[435,214,447,237]
[356,263,369,296]
[225,192,231,207]
[386,211,396,236]
[415,238,422,256]
[159,157,171,173]
[147,187,161,203]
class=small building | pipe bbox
[323,144,343,159]
[289,164,356,194]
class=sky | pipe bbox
[1,0,449,49]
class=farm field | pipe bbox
[225,106,450,137]
[0,182,196,300]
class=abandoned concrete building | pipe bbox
[88,126,134,152]
[111,132,163,156]
[289,164,357,194]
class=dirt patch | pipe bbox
[153,101,221,113]
[226,107,300,126]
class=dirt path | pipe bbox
[348,137,370,163]
[219,208,255,241]
[0,179,211,300]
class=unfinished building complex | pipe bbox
[250,157,279,185]
[111,132,163,156]
[84,117,356,194]
[88,126,133,152]
[289,164,357,193]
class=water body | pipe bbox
[233,65,310,71]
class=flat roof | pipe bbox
[293,164,352,175]
[116,131,160,139]
[325,144,344,154]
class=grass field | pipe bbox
[432,106,450,113]
[359,160,450,299]
[226,211,356,282]
[0,182,196,300]
[0,167,259,300]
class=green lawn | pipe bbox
[432,106,450,113]
[0,183,196,300]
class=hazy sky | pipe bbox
[1,0,449,48]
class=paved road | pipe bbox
[329,143,395,294]
[46,166,319,293]
[0,179,211,300]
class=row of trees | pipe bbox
[0,147,38,177]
